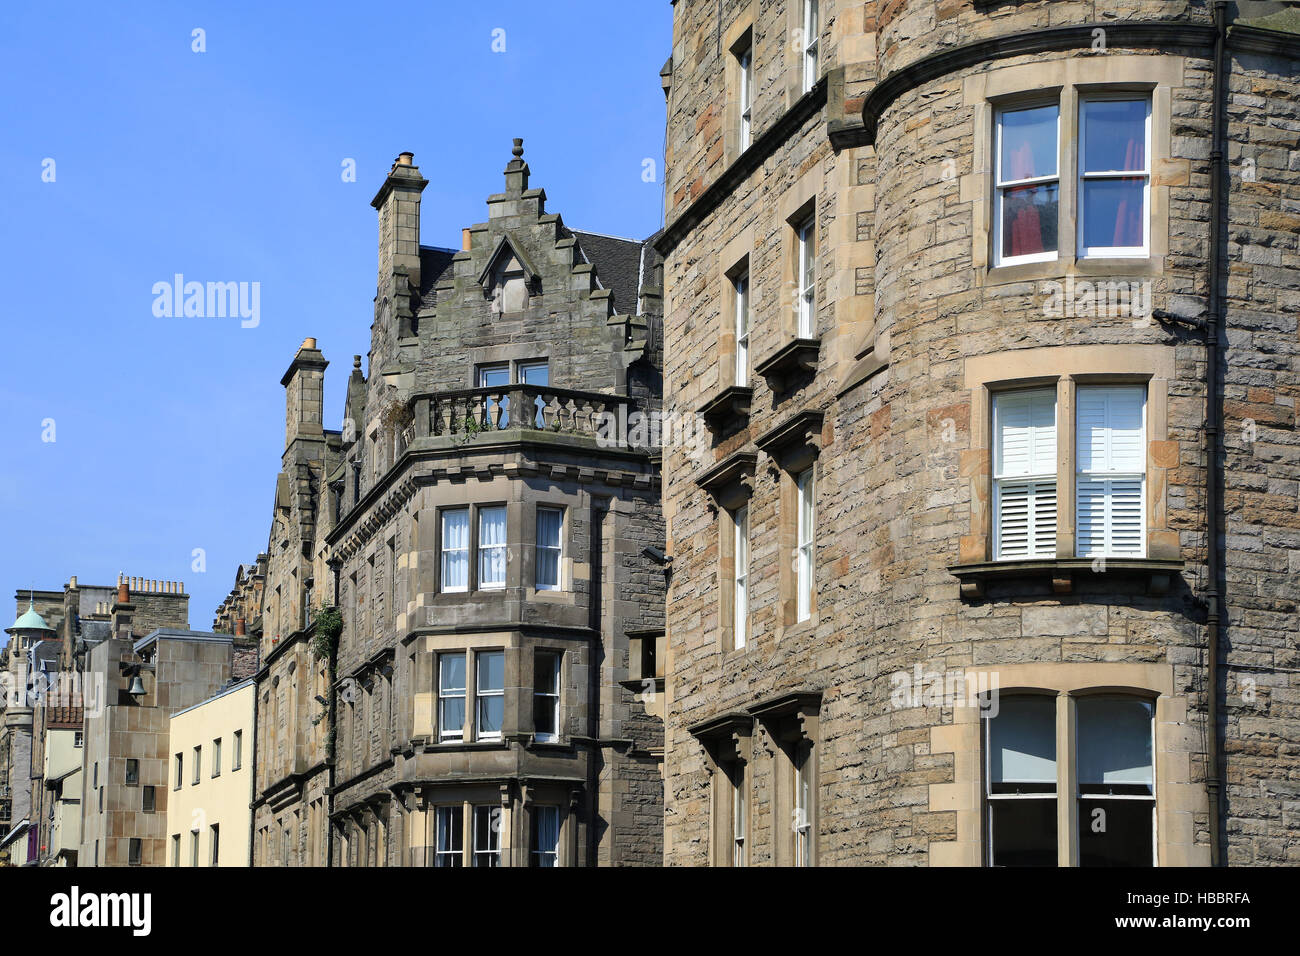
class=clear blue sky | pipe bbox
[0,1,670,632]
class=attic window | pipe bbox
[492,254,529,315]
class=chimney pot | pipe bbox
[235,617,247,637]
[117,582,129,604]
[303,337,317,350]
[462,228,472,251]
[397,151,414,166]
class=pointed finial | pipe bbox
[353,355,362,370]
[512,138,524,160]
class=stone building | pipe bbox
[78,623,254,867]
[228,142,667,866]
[656,0,1299,865]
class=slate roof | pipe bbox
[418,246,459,301]
[572,230,650,316]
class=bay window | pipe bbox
[985,692,1157,867]
[993,389,1058,560]
[1078,97,1150,257]
[1075,385,1146,558]
[994,103,1060,266]
[476,650,504,741]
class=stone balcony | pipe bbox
[403,384,653,456]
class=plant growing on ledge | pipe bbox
[310,605,343,660]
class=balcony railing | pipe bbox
[407,385,646,448]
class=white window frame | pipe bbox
[796,216,816,338]
[212,737,222,777]
[440,507,470,593]
[992,389,1059,561]
[232,730,242,771]
[794,742,812,866]
[734,270,750,387]
[438,652,466,744]
[993,103,1061,268]
[1074,385,1147,559]
[738,44,753,150]
[478,505,507,591]
[796,468,815,622]
[1077,95,1151,259]
[801,0,820,93]
[535,506,563,591]
[733,505,749,649]
[732,767,747,867]
[532,805,560,867]
[475,650,505,742]
[1075,695,1157,867]
[984,693,1059,868]
[533,651,561,743]
[472,805,501,867]
[434,805,463,868]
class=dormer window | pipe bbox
[492,253,529,314]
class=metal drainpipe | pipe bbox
[1206,0,1229,867]
[248,685,258,867]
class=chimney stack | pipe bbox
[280,339,329,453]
[370,151,428,300]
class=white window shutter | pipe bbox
[994,390,1057,559]
[995,390,1056,477]
[1076,386,1146,557]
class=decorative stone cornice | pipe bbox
[754,409,825,469]
[694,451,758,512]
[860,22,1219,145]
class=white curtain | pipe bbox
[441,510,469,590]
[479,506,507,588]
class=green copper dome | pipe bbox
[7,600,55,635]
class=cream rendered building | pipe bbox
[166,679,255,867]
[42,727,82,866]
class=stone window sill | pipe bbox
[949,557,1185,599]
[698,385,754,433]
[755,338,820,394]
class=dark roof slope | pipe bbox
[573,231,648,316]
[418,246,459,301]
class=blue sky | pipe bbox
[0,1,670,631]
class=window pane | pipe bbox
[441,509,469,590]
[477,365,509,388]
[435,806,463,867]
[478,651,504,694]
[532,805,560,867]
[989,695,1056,786]
[1076,386,1145,474]
[989,798,1057,867]
[534,652,559,696]
[1082,99,1146,172]
[1001,183,1058,259]
[520,362,548,386]
[1081,177,1145,249]
[1077,697,1153,790]
[479,506,507,588]
[999,105,1058,181]
[473,806,500,867]
[537,507,562,589]
[994,390,1057,478]
[439,654,465,694]
[1078,798,1153,866]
